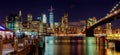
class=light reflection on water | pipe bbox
[43,36,120,55]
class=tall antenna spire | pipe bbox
[49,5,54,12]
[19,10,22,21]
[49,5,54,28]
[19,10,22,17]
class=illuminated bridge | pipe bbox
[86,9,120,36]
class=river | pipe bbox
[41,36,120,55]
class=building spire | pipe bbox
[18,10,22,21]
[49,5,54,12]
[49,5,54,28]
[19,10,22,17]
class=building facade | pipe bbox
[5,10,22,37]
[106,23,112,35]
[49,6,54,29]
[42,14,47,23]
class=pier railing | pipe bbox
[0,38,39,55]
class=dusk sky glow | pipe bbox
[0,0,119,22]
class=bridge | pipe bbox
[85,9,120,51]
[86,9,120,36]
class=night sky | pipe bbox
[0,0,120,22]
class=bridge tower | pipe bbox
[86,17,97,36]
[86,17,96,29]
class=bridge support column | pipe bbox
[115,40,120,51]
[86,29,94,37]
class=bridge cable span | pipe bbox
[107,1,120,15]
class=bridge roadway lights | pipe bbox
[115,40,120,51]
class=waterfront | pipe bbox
[0,0,119,55]
[43,36,120,55]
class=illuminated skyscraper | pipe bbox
[27,14,32,28]
[19,10,22,20]
[49,6,54,28]
[61,13,68,28]
[5,10,23,37]
[42,14,47,23]
[16,10,22,33]
[27,14,32,22]
[37,16,42,21]
[61,13,68,33]
[106,23,112,35]
[6,14,19,31]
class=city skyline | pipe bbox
[0,0,119,22]
[0,1,120,55]
[0,0,120,28]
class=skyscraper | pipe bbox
[27,14,32,22]
[17,10,22,33]
[37,16,42,21]
[5,10,23,37]
[42,14,47,23]
[61,13,68,34]
[106,23,112,35]
[19,10,22,19]
[27,14,32,28]
[61,13,68,28]
[49,6,54,28]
